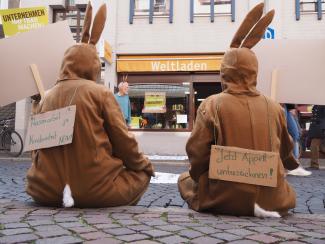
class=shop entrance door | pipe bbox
[193,82,222,116]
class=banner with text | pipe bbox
[0,6,48,37]
[209,145,279,187]
[117,55,222,72]
[24,105,76,151]
[142,92,166,113]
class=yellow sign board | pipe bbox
[142,92,166,113]
[209,145,279,187]
[0,6,48,37]
[104,40,113,64]
[117,55,222,72]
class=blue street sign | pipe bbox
[263,27,275,39]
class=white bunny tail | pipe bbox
[254,203,281,218]
[63,184,74,208]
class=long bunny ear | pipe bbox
[89,4,107,45]
[230,3,264,48]
[81,2,93,43]
[241,10,275,49]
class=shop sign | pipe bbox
[0,6,48,37]
[117,55,222,72]
[142,92,166,113]
[209,145,279,187]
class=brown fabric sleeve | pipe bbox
[279,111,300,170]
[187,102,214,182]
[102,90,154,176]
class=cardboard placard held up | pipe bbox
[24,105,76,151]
[0,20,74,107]
[209,145,279,187]
[254,39,325,105]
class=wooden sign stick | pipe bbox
[270,69,278,101]
[30,64,45,100]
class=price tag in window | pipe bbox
[176,114,187,124]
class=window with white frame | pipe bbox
[300,0,325,13]
[134,0,170,16]
[194,0,231,15]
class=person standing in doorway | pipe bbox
[115,81,131,126]
[308,105,325,169]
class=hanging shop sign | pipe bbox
[0,6,48,37]
[142,92,166,113]
[117,55,222,72]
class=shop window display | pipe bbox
[128,83,190,130]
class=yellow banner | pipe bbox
[117,55,222,72]
[0,6,48,37]
[142,92,166,113]
[104,40,113,64]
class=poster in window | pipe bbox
[142,92,166,113]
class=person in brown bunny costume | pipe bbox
[26,2,154,208]
[178,3,299,217]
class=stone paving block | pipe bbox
[55,217,80,223]
[3,222,29,229]
[141,229,173,238]
[84,217,112,224]
[211,223,236,229]
[193,226,218,234]
[226,228,256,236]
[141,219,168,226]
[246,234,281,243]
[157,235,190,244]
[301,238,325,244]
[59,222,84,228]
[36,229,71,238]
[128,224,153,231]
[103,227,136,235]
[0,233,38,244]
[300,231,325,239]
[274,226,302,232]
[35,235,83,244]
[191,236,224,244]
[247,226,278,233]
[155,224,186,232]
[271,231,302,239]
[131,241,161,244]
[34,225,67,232]
[27,219,54,226]
[94,223,121,229]
[117,219,140,225]
[0,227,33,235]
[79,231,113,241]
[116,233,150,242]
[68,226,97,234]
[278,242,305,244]
[227,240,260,244]
[212,232,241,241]
[84,237,122,244]
[178,229,204,239]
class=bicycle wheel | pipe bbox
[2,130,23,157]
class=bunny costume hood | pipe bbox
[26,3,154,208]
[178,3,298,217]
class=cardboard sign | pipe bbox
[142,92,166,113]
[209,145,279,187]
[0,6,48,37]
[0,21,74,106]
[254,39,325,105]
[24,105,76,151]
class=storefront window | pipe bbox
[134,0,170,16]
[194,0,231,15]
[128,82,190,130]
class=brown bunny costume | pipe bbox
[26,3,154,208]
[178,3,298,216]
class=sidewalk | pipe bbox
[0,160,324,243]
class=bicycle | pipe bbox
[0,118,23,157]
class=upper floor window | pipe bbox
[300,0,325,12]
[296,0,324,20]
[135,0,170,16]
[194,0,231,15]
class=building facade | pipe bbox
[6,0,325,155]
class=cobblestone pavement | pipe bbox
[0,160,324,243]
